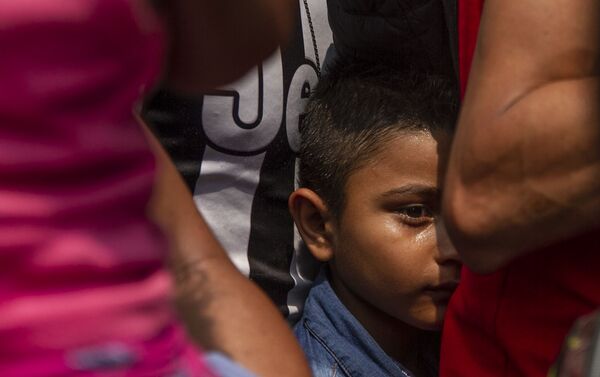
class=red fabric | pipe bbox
[441,2,600,376]
[458,0,484,97]
[441,233,600,377]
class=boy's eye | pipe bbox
[395,205,434,225]
[398,205,432,218]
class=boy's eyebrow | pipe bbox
[378,184,440,199]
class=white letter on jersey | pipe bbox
[285,64,319,153]
[202,50,284,154]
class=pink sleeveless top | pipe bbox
[0,1,214,375]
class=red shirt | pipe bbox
[442,233,600,377]
[441,2,600,376]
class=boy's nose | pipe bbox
[435,219,462,266]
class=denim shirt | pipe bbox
[294,273,415,377]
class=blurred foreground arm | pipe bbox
[143,124,311,377]
[161,0,294,92]
[443,0,600,273]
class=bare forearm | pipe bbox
[442,0,600,273]
[161,0,294,93]
[170,220,312,377]
[444,76,600,273]
[143,123,311,377]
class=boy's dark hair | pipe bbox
[298,62,459,217]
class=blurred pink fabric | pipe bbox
[0,0,214,375]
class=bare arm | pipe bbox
[138,3,307,373]
[442,0,600,273]
[141,122,311,377]
[160,0,295,92]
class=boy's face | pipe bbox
[329,130,460,330]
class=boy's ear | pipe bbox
[288,188,335,262]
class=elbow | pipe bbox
[442,180,514,274]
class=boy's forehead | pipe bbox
[345,131,448,195]
[369,129,449,164]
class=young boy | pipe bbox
[288,63,461,377]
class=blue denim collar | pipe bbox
[301,270,414,377]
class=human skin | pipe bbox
[137,2,311,375]
[142,121,312,377]
[442,0,600,273]
[159,0,295,93]
[290,130,461,375]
